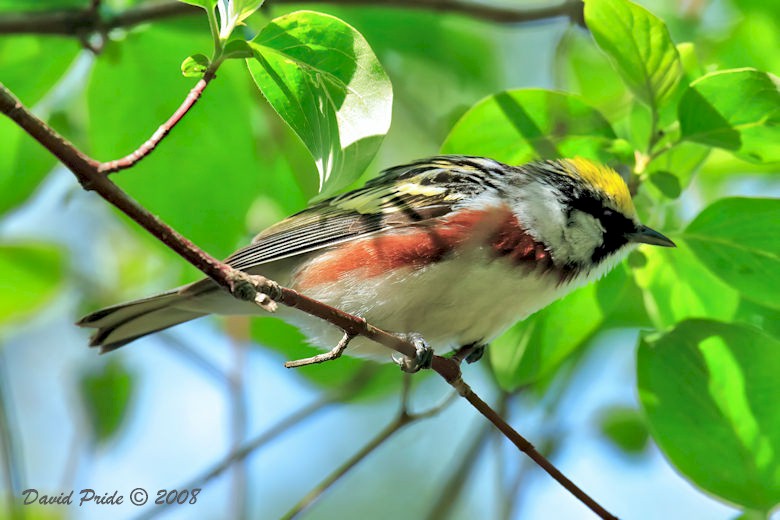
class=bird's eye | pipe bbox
[602,209,613,218]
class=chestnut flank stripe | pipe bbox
[294,206,552,289]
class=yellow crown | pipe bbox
[561,158,635,216]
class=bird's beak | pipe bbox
[628,225,676,247]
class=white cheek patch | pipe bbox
[507,180,605,266]
[562,211,605,264]
[509,182,567,245]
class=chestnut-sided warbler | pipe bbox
[79,155,674,362]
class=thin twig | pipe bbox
[98,72,215,173]
[282,390,459,519]
[284,332,354,368]
[0,82,616,520]
[0,0,583,36]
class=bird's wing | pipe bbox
[225,156,505,270]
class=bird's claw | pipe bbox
[392,333,434,373]
[451,342,487,365]
[464,344,486,364]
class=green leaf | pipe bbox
[735,299,780,341]
[79,359,134,444]
[734,511,771,520]
[638,320,780,512]
[493,262,652,391]
[177,0,216,8]
[584,0,682,113]
[683,197,780,310]
[0,0,85,10]
[634,242,739,329]
[223,39,253,59]
[490,284,603,391]
[0,120,55,216]
[557,27,630,122]
[597,263,651,328]
[678,69,780,163]
[712,6,780,75]
[181,53,210,77]
[676,42,703,81]
[247,11,392,198]
[647,140,710,190]
[232,0,264,24]
[0,36,80,215]
[441,89,622,166]
[0,243,65,327]
[598,406,650,455]
[649,170,681,199]
[307,5,503,144]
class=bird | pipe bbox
[78,155,675,366]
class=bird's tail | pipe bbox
[77,289,208,353]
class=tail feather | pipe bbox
[77,289,207,353]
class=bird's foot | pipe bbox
[392,333,434,373]
[452,342,487,365]
[465,344,486,364]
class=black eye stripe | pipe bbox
[567,193,636,262]
[569,195,629,226]
[567,191,603,216]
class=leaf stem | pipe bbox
[647,140,677,164]
[206,3,223,56]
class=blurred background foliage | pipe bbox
[0,0,778,519]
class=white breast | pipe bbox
[178,237,628,362]
[274,246,582,360]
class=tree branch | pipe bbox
[0,0,583,36]
[0,2,200,36]
[0,82,615,520]
[307,0,584,25]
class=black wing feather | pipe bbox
[225,155,505,270]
